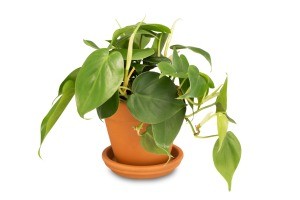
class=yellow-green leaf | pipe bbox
[39,80,75,157]
[83,39,100,49]
[213,131,241,191]
[217,112,229,150]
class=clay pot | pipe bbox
[104,102,169,165]
[102,145,183,179]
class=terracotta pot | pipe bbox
[105,102,169,166]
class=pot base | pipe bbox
[102,145,184,179]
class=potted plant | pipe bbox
[39,20,242,190]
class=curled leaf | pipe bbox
[217,112,229,150]
[170,44,212,66]
[83,39,100,49]
[216,77,228,112]
[39,80,75,158]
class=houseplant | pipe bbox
[39,20,242,190]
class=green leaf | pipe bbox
[136,34,151,49]
[216,77,228,112]
[96,91,119,119]
[158,61,176,77]
[217,112,229,150]
[152,107,186,148]
[178,65,208,99]
[213,131,241,191]
[113,36,138,49]
[83,39,100,49]
[158,51,189,78]
[179,78,193,108]
[151,33,168,56]
[58,68,80,95]
[111,25,135,46]
[225,113,236,124]
[180,54,190,70]
[143,56,171,65]
[173,48,188,74]
[111,23,168,48]
[140,126,171,157]
[39,80,75,157]
[199,72,215,88]
[75,49,124,117]
[131,63,144,74]
[113,48,155,60]
[170,44,212,66]
[140,24,171,33]
[114,29,155,49]
[127,72,185,124]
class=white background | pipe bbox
[1,0,299,199]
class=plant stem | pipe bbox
[185,103,216,118]
[185,117,199,135]
[157,34,163,57]
[186,98,201,106]
[123,18,145,89]
[164,19,180,57]
[201,84,222,103]
[194,134,218,139]
[119,86,132,92]
[115,19,122,28]
[119,88,127,98]
[195,112,216,132]
[178,78,187,90]
[128,67,135,80]
[186,114,218,138]
[133,122,144,136]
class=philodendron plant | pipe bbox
[39,20,241,190]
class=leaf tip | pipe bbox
[78,113,91,120]
[38,147,43,160]
[227,181,232,191]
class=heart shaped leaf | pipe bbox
[152,107,186,148]
[127,72,185,124]
[213,131,241,191]
[75,49,124,117]
[158,50,189,78]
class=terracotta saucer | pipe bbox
[102,145,184,179]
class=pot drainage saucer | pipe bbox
[102,145,183,179]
